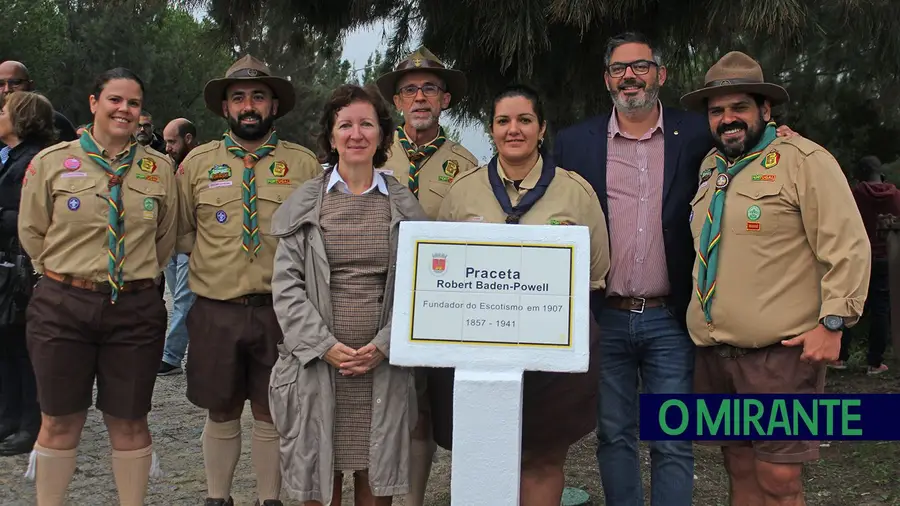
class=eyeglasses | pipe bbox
[606,60,658,78]
[397,84,443,98]
[138,123,152,130]
[0,79,26,89]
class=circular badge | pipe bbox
[63,157,81,170]
[747,205,761,221]
[67,197,81,211]
[143,197,154,211]
[216,210,227,223]
[715,173,730,189]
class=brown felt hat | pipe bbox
[680,51,789,112]
[203,55,295,118]
[375,46,467,109]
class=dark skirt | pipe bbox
[428,316,601,453]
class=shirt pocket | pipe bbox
[124,179,166,228]
[197,187,242,238]
[730,183,783,236]
[50,177,101,223]
[257,186,292,235]
[689,183,711,239]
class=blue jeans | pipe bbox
[596,306,695,506]
[162,254,195,367]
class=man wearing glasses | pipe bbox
[0,60,77,164]
[374,47,478,506]
[553,32,792,506]
[136,111,166,154]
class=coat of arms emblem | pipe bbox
[431,253,447,275]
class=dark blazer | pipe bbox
[553,107,713,327]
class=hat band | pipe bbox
[396,59,447,71]
[704,77,764,88]
[228,68,270,78]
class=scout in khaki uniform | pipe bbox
[435,85,609,505]
[18,67,176,506]
[374,46,479,503]
[176,55,321,506]
[681,52,871,506]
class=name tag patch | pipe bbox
[136,173,160,183]
[751,174,776,182]
[266,178,291,185]
[60,172,87,178]
[208,181,233,189]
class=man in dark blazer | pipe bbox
[554,32,793,506]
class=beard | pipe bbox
[712,111,766,159]
[229,110,275,141]
[610,77,661,113]
[406,109,438,131]
[136,132,151,145]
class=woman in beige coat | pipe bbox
[268,84,427,506]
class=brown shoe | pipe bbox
[205,498,234,506]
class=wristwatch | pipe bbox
[820,315,845,332]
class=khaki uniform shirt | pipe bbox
[176,138,321,300]
[381,130,479,219]
[687,136,871,348]
[437,156,610,290]
[19,140,177,282]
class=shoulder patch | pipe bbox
[558,168,596,196]
[448,142,479,166]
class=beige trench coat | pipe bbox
[268,169,428,504]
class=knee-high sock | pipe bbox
[404,436,437,506]
[111,445,153,506]
[251,420,281,502]
[32,444,77,506]
[202,418,242,500]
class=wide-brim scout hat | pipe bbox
[680,51,789,112]
[376,46,467,109]
[204,54,295,118]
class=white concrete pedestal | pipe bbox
[450,369,524,505]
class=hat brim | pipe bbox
[680,83,789,112]
[375,68,467,109]
[203,76,296,119]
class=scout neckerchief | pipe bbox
[223,130,278,256]
[79,124,138,304]
[396,125,446,197]
[487,153,556,224]
[696,122,777,322]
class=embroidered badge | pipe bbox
[266,178,291,185]
[63,157,81,170]
[177,164,185,176]
[60,172,87,179]
[746,222,761,231]
[751,174,776,182]
[216,210,228,223]
[443,159,460,178]
[762,150,780,169]
[136,173,160,183]
[438,175,452,183]
[67,197,81,211]
[138,158,157,173]
[143,198,155,211]
[689,210,694,223]
[208,181,233,189]
[270,160,288,177]
[699,168,713,182]
[209,164,232,181]
[549,219,576,225]
[746,205,761,221]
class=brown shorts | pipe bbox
[694,343,826,463]
[26,276,167,419]
[185,296,282,413]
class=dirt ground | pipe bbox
[0,292,896,505]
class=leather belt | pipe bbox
[43,270,156,294]
[224,294,273,307]
[605,296,667,313]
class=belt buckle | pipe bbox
[630,296,646,314]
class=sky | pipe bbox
[340,22,494,164]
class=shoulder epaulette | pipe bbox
[34,140,77,160]
[449,142,479,166]
[280,141,318,160]
[774,135,824,157]
[447,164,484,190]
[559,168,596,196]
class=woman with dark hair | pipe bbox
[0,91,56,458]
[432,84,610,505]
[268,83,427,506]
[17,67,178,505]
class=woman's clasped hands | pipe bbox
[324,342,385,376]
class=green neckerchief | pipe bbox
[696,122,778,322]
[79,124,138,303]
[396,125,446,197]
[222,130,278,256]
